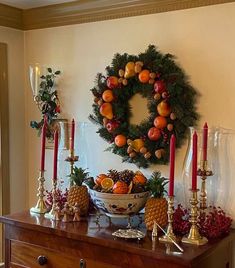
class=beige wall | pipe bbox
[24,2,235,209]
[0,26,26,212]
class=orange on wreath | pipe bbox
[114,134,127,147]
[154,116,167,129]
[138,69,150,83]
[102,90,114,102]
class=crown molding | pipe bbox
[0,3,23,29]
[0,0,235,30]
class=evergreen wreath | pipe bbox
[89,45,198,168]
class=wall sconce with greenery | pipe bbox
[29,66,62,140]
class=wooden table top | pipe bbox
[1,211,234,267]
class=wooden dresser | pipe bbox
[0,211,234,268]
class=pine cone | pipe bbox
[119,169,134,185]
[107,169,119,182]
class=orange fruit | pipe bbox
[157,101,171,117]
[154,116,167,129]
[113,181,129,194]
[114,134,127,147]
[102,90,114,102]
[138,69,150,83]
[95,174,108,185]
[133,173,147,185]
[101,177,114,190]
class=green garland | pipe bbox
[89,45,198,168]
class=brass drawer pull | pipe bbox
[37,255,48,265]
[80,259,86,268]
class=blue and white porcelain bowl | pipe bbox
[90,190,150,218]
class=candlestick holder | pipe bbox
[182,189,208,245]
[197,160,213,217]
[30,170,48,214]
[65,144,78,187]
[159,195,176,243]
[45,179,58,220]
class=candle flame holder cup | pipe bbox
[197,160,214,218]
[159,195,176,243]
[30,170,48,214]
[182,189,208,246]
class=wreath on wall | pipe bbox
[89,45,199,168]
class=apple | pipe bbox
[148,127,161,141]
[107,76,119,89]
[106,121,119,133]
[154,80,166,94]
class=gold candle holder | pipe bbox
[198,160,213,217]
[182,189,208,245]
[44,179,57,220]
[159,195,176,243]
[65,143,78,187]
[30,170,48,214]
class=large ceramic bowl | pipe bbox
[90,189,150,217]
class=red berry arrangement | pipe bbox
[45,189,68,210]
[199,207,232,240]
[173,204,190,236]
[173,205,232,240]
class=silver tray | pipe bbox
[112,228,145,239]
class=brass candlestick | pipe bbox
[30,170,48,214]
[198,160,213,217]
[182,189,208,245]
[45,179,57,220]
[159,195,176,243]
[65,142,78,187]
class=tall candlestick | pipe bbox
[40,120,47,171]
[192,131,198,190]
[53,130,59,180]
[202,122,208,162]
[169,134,176,196]
[70,119,75,151]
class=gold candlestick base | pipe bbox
[44,179,57,220]
[159,196,176,243]
[30,170,48,214]
[182,189,208,246]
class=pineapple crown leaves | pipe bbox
[147,171,169,198]
[69,166,90,186]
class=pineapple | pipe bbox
[144,172,168,231]
[67,167,90,216]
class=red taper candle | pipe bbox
[71,119,75,151]
[192,131,198,190]
[53,130,59,180]
[202,122,208,162]
[40,119,47,171]
[169,134,176,196]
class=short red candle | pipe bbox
[53,130,59,180]
[202,122,208,162]
[169,134,176,196]
[192,131,198,190]
[40,120,47,171]
[70,119,75,151]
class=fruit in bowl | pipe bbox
[89,169,149,217]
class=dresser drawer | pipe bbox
[10,240,119,268]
